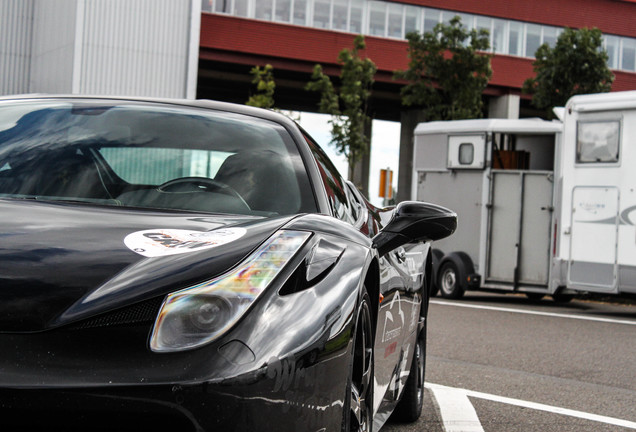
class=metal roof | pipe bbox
[567,90,636,113]
[414,118,562,135]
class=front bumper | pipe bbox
[0,379,342,432]
[0,309,352,432]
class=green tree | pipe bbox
[394,16,492,120]
[246,64,276,109]
[305,35,377,180]
[522,27,614,117]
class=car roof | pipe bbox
[0,94,300,130]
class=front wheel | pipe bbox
[438,261,465,299]
[343,291,373,432]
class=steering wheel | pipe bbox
[157,176,249,207]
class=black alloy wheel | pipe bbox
[391,324,426,422]
[346,291,373,432]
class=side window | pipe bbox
[576,120,620,163]
[345,183,360,222]
[346,181,371,230]
[304,135,356,224]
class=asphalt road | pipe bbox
[382,292,636,432]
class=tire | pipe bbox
[391,325,426,423]
[429,250,444,297]
[525,293,545,301]
[438,261,464,299]
[343,290,373,432]
[552,292,574,303]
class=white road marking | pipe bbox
[430,300,636,326]
[426,383,636,430]
[428,384,485,432]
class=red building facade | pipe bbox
[199,0,636,119]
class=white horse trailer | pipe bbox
[554,91,636,296]
[413,91,636,300]
[413,118,564,300]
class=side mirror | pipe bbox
[372,201,457,257]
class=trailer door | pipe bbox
[487,171,553,287]
[568,186,619,290]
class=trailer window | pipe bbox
[447,135,485,169]
[458,143,474,165]
[576,120,620,163]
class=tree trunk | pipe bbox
[350,122,373,197]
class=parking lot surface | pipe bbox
[382,292,636,431]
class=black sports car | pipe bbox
[0,95,456,431]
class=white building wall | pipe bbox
[30,0,77,94]
[0,0,200,99]
[79,0,197,98]
[0,0,35,95]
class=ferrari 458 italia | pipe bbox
[0,95,456,431]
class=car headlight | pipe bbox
[150,230,311,352]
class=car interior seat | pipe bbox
[214,149,300,215]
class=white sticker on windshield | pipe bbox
[124,228,246,257]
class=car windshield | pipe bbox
[0,100,317,216]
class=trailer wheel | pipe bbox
[429,249,444,297]
[525,293,545,301]
[438,261,464,299]
[552,291,574,303]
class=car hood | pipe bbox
[0,199,296,332]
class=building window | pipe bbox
[313,0,330,29]
[423,8,440,33]
[255,0,273,20]
[214,0,229,13]
[525,24,542,57]
[605,35,620,69]
[350,0,364,34]
[542,26,558,47]
[475,16,491,34]
[274,0,291,22]
[508,21,522,56]
[369,1,386,37]
[293,0,307,25]
[475,16,492,49]
[622,38,636,71]
[233,0,248,16]
[387,3,403,38]
[492,19,506,53]
[332,0,348,31]
[404,5,420,36]
[452,12,473,29]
